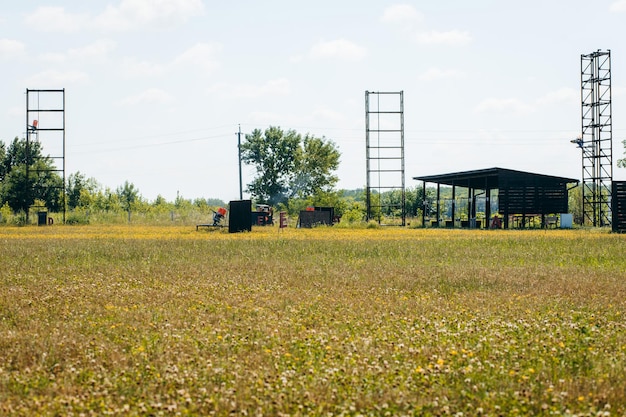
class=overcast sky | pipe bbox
[2,1,626,202]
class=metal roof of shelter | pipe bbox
[413,167,579,229]
[413,167,579,189]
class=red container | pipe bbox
[217,207,227,216]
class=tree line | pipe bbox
[0,136,229,224]
[2,125,598,225]
[0,128,402,224]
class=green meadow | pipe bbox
[1,226,625,416]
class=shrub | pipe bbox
[65,212,90,225]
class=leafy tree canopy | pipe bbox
[66,171,99,210]
[241,126,340,206]
[116,181,141,212]
[0,137,62,213]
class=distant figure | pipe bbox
[490,215,502,229]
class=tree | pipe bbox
[291,135,340,198]
[116,181,141,212]
[0,142,6,181]
[568,184,583,225]
[241,126,340,206]
[0,137,62,213]
[92,187,121,212]
[153,195,168,207]
[66,171,98,210]
[241,127,300,205]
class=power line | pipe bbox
[69,133,231,154]
[71,124,234,148]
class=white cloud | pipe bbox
[207,79,291,99]
[381,4,423,24]
[246,111,283,125]
[536,87,578,106]
[230,79,291,99]
[23,70,90,87]
[0,39,25,59]
[39,53,67,63]
[474,97,533,115]
[205,82,228,95]
[118,88,174,106]
[37,40,116,64]
[475,88,578,116]
[172,42,222,72]
[414,30,472,46]
[95,0,205,31]
[381,5,471,47]
[311,107,345,123]
[119,42,221,78]
[418,68,466,81]
[289,54,305,64]
[25,1,205,33]
[309,39,368,61]
[69,39,117,61]
[609,0,626,12]
[25,6,87,33]
[120,59,168,78]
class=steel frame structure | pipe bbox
[579,50,612,227]
[26,88,66,223]
[365,91,405,225]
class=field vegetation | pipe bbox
[1,225,625,415]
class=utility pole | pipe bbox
[237,124,243,200]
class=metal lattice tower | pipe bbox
[26,89,66,223]
[365,91,405,225]
[580,51,612,227]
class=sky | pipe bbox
[2,0,626,203]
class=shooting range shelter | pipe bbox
[414,167,579,229]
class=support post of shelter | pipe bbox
[422,180,426,227]
[471,189,477,228]
[451,184,456,228]
[503,196,509,229]
[436,184,441,227]
[485,188,491,227]
[467,187,472,227]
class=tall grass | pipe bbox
[1,226,625,415]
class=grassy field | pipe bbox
[1,225,625,416]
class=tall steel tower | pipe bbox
[26,89,66,223]
[579,50,612,227]
[365,91,405,225]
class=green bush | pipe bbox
[341,207,365,223]
[0,203,11,224]
[10,211,27,226]
[65,212,90,225]
[366,220,380,229]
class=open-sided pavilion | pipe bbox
[413,167,579,229]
